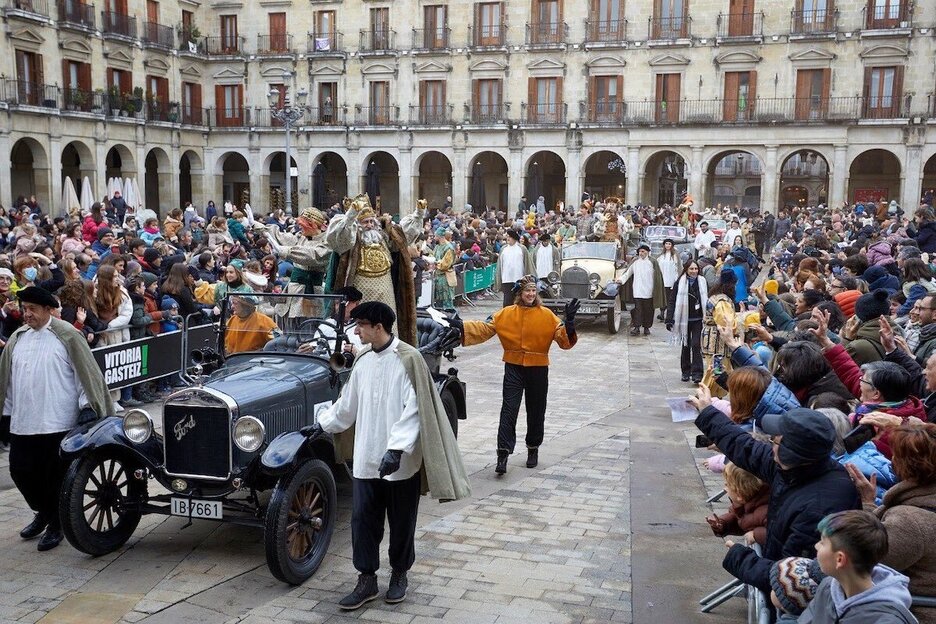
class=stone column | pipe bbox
[762,145,779,215]
[509,149,523,214]
[566,148,582,212]
[625,147,639,206]
[169,145,181,211]
[0,134,11,208]
[452,147,467,212]
[903,145,923,216]
[48,136,62,217]
[399,148,413,216]
[95,140,108,199]
[295,147,311,210]
[830,144,848,208]
[689,146,704,207]
[346,149,361,197]
[249,150,263,212]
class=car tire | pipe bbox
[441,388,458,438]
[60,453,146,556]
[607,295,622,334]
[264,458,336,585]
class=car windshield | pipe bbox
[644,225,687,241]
[701,218,727,230]
[561,242,617,260]
[220,292,346,358]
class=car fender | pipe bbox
[433,372,467,420]
[60,416,164,471]
[260,431,337,476]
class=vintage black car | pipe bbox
[58,293,466,585]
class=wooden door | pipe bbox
[863,66,903,118]
[728,0,754,35]
[370,8,389,49]
[795,68,829,120]
[269,13,286,51]
[146,0,157,23]
[220,15,238,52]
[315,10,335,47]
[369,81,389,123]
[476,3,502,45]
[723,71,756,121]
[424,5,447,48]
[655,73,680,123]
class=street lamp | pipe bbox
[268,83,308,216]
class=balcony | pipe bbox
[716,12,763,41]
[305,105,345,127]
[4,0,49,20]
[412,27,450,51]
[212,106,251,128]
[204,35,245,56]
[62,87,105,113]
[579,100,627,125]
[257,34,294,55]
[101,10,136,39]
[57,0,94,29]
[308,31,343,55]
[790,9,837,37]
[862,3,911,35]
[252,107,286,127]
[408,104,454,126]
[526,21,567,48]
[142,21,174,49]
[584,19,628,47]
[861,94,909,120]
[353,105,399,126]
[181,105,207,125]
[521,102,567,126]
[2,79,60,109]
[649,16,691,41]
[178,27,203,53]
[468,23,507,48]
[359,29,395,53]
[466,103,510,125]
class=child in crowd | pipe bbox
[705,462,770,547]
[160,296,180,333]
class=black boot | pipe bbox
[19,513,47,540]
[526,447,538,468]
[385,570,408,604]
[37,525,63,552]
[338,573,379,610]
[495,450,508,475]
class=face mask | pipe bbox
[23,267,38,281]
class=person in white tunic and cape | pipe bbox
[494,229,535,307]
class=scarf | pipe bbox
[671,274,707,347]
[144,226,159,234]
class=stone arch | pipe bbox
[213,150,251,176]
[467,151,509,213]
[105,144,137,181]
[524,150,566,212]
[705,149,764,212]
[311,151,348,209]
[642,149,689,207]
[219,152,251,207]
[145,147,172,214]
[847,148,902,204]
[415,150,453,211]
[61,140,95,198]
[10,137,49,207]
[360,151,400,214]
[779,149,830,209]
[583,150,627,201]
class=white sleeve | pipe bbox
[316,368,359,433]
[386,375,420,454]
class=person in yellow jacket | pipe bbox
[452,276,579,475]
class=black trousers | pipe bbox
[351,472,421,575]
[498,363,548,453]
[501,284,515,308]
[630,298,655,330]
[0,415,9,445]
[660,287,673,315]
[681,319,704,379]
[9,431,69,527]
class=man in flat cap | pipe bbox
[0,286,112,551]
[263,206,332,318]
[617,243,665,336]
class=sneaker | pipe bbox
[338,574,378,610]
[526,447,538,468]
[119,398,144,408]
[629,328,639,336]
[681,374,690,382]
[495,450,508,475]
[385,570,407,604]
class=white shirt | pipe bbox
[725,228,744,248]
[694,229,716,251]
[620,257,655,299]
[317,337,422,480]
[658,252,680,288]
[535,244,554,278]
[4,318,90,435]
[500,243,525,283]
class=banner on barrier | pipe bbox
[463,265,495,293]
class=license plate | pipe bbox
[580,304,601,315]
[171,498,222,520]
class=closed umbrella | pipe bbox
[365,160,380,209]
[131,178,142,212]
[313,161,327,209]
[122,178,133,206]
[62,176,80,217]
[108,177,120,198]
[80,176,93,214]
[470,161,485,214]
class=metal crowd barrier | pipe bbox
[699,542,771,624]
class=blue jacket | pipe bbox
[915,221,936,253]
[834,441,897,506]
[862,265,900,294]
[897,281,936,318]
[696,406,862,593]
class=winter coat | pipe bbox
[798,565,916,624]
[227,218,250,246]
[128,292,158,340]
[96,289,132,346]
[794,368,856,407]
[914,323,936,367]
[834,441,896,505]
[867,241,897,268]
[708,486,770,547]
[163,216,183,241]
[695,406,861,593]
[729,345,802,423]
[872,481,936,615]
[886,347,936,422]
[915,221,936,253]
[844,317,902,365]
[206,224,233,250]
[764,298,797,332]
[163,286,203,320]
[898,280,936,318]
[863,265,900,294]
[143,291,164,336]
[81,215,104,244]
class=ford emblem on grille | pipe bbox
[174,415,196,441]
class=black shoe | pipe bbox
[385,570,407,604]
[495,450,508,475]
[338,573,379,610]
[629,328,639,336]
[526,447,538,468]
[656,314,664,321]
[643,328,651,336]
[681,374,690,382]
[691,378,703,384]
[19,514,47,540]
[37,526,63,552]
[119,398,144,408]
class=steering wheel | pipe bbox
[297,318,340,354]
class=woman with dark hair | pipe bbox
[896,257,936,318]
[196,252,217,283]
[666,259,706,383]
[161,262,203,319]
[773,340,854,405]
[59,279,106,346]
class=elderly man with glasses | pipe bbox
[912,293,936,366]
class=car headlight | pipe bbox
[233,416,265,453]
[547,271,559,284]
[122,409,153,444]
[589,272,601,285]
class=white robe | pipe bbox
[500,244,526,283]
[535,244,554,278]
[619,257,656,299]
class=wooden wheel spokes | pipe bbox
[82,459,129,533]
[285,479,326,562]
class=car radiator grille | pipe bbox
[164,404,230,479]
[560,266,591,300]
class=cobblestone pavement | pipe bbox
[0,295,737,623]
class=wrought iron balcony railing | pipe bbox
[142,21,173,48]
[308,31,343,53]
[181,105,207,125]
[257,34,293,54]
[354,105,399,126]
[2,79,60,108]
[359,29,394,52]
[57,0,93,28]
[526,21,567,46]
[5,0,49,17]
[305,105,345,126]
[522,102,567,125]
[101,10,136,38]
[466,103,510,124]
[584,19,627,43]
[409,104,454,125]
[204,35,245,55]
[62,86,105,112]
[468,23,507,47]
[790,8,837,35]
[649,15,691,39]
[863,3,911,30]
[412,27,450,50]
[716,11,763,38]
[212,106,251,128]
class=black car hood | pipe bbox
[200,355,332,409]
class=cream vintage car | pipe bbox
[541,241,627,334]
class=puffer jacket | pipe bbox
[833,441,896,505]
[227,218,250,246]
[163,216,183,241]
[729,345,802,422]
[843,317,902,365]
[82,215,104,244]
[867,240,896,268]
[206,224,233,250]
[915,220,936,253]
[897,279,936,318]
[835,289,861,317]
[696,406,861,594]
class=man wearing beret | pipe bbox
[0,287,113,551]
[617,243,666,336]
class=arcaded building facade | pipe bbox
[2,0,936,216]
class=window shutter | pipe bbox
[556,76,563,105]
[820,68,831,117]
[862,66,872,111]
[472,79,480,110]
[62,59,70,88]
[615,75,623,103]
[670,74,680,103]
[419,80,426,108]
[35,54,44,86]
[587,75,596,115]
[107,67,115,89]
[192,83,202,110]
[723,72,738,121]
[236,84,243,123]
[215,84,224,125]
[893,66,904,116]
[748,70,757,117]
[80,62,91,91]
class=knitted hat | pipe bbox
[143,248,161,265]
[140,272,158,287]
[770,557,825,616]
[764,279,779,296]
[160,295,179,312]
[854,289,890,322]
[97,227,114,241]
[719,268,737,285]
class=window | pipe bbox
[318,82,337,123]
[472,78,502,122]
[654,0,687,38]
[268,12,287,51]
[220,15,238,53]
[146,74,169,118]
[723,71,756,121]
[181,9,192,33]
[527,76,562,123]
[369,81,390,123]
[370,8,389,50]
[795,0,832,33]
[794,68,830,120]
[867,0,906,29]
[14,50,43,105]
[589,0,623,41]
[655,73,681,122]
[863,66,903,118]
[589,75,622,121]
[419,80,446,123]
[727,0,755,36]
[182,81,202,123]
[314,11,336,49]
[215,84,243,126]
[475,2,504,46]
[532,0,561,41]
[64,60,91,110]
[423,5,448,48]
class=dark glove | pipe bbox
[77,407,98,426]
[564,298,580,324]
[378,449,403,478]
[300,422,324,438]
[666,322,674,332]
[448,315,464,335]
